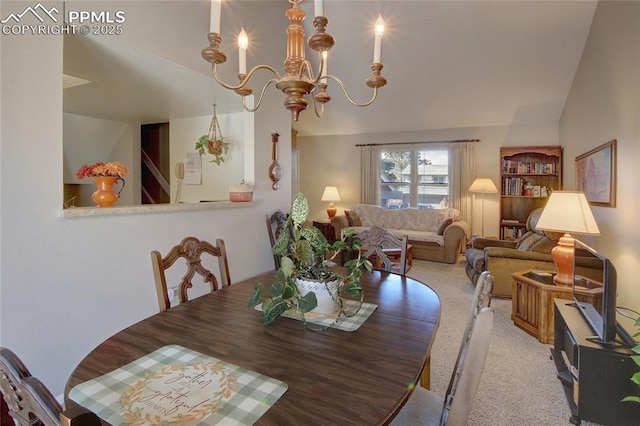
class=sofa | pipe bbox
[465,208,603,298]
[330,204,469,264]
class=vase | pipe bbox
[91,176,125,207]
[295,278,340,314]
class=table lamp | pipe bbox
[535,191,600,285]
[321,186,341,219]
[468,177,499,237]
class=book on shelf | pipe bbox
[502,219,520,224]
[501,177,525,196]
[501,226,525,240]
[501,159,557,174]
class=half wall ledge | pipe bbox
[58,200,258,218]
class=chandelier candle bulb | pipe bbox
[238,28,248,74]
[209,0,221,33]
[314,0,324,17]
[373,15,384,63]
[321,51,328,84]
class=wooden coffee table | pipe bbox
[511,269,603,344]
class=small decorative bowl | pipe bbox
[229,184,253,202]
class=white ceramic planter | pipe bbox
[295,278,340,314]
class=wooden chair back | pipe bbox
[357,226,409,275]
[266,211,289,269]
[0,347,100,426]
[151,236,231,312]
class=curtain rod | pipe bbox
[355,139,480,147]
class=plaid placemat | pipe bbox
[69,345,288,425]
[255,300,377,331]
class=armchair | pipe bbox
[465,208,602,297]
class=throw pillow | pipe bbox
[345,210,362,226]
[437,218,454,235]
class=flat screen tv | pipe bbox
[571,240,619,346]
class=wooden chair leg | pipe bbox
[420,356,430,389]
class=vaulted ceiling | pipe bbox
[63,0,598,137]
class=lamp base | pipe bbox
[326,204,337,219]
[552,233,575,286]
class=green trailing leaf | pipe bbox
[280,256,295,278]
[290,193,309,225]
[295,240,314,266]
[301,226,328,253]
[247,283,263,307]
[282,280,297,299]
[363,258,374,272]
[262,299,290,325]
[344,280,363,297]
[195,135,209,156]
[267,282,285,298]
[272,232,290,257]
[297,292,318,313]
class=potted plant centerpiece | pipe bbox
[248,193,372,329]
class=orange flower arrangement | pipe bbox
[76,162,128,179]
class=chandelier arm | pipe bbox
[309,92,326,118]
[297,59,317,82]
[241,80,279,113]
[326,75,379,107]
[212,63,283,91]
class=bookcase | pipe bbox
[500,146,562,240]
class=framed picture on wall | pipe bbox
[575,139,617,207]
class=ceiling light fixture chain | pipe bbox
[201,0,387,121]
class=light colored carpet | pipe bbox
[405,259,598,425]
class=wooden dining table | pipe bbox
[65,270,441,425]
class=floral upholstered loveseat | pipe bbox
[330,204,469,264]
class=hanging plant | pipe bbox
[195,104,229,165]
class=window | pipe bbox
[380,147,449,209]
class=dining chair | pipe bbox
[0,347,100,426]
[356,225,410,275]
[390,307,495,425]
[421,270,493,390]
[265,210,289,269]
[151,236,231,312]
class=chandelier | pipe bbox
[201,0,387,121]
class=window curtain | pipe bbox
[360,145,381,205]
[448,141,476,225]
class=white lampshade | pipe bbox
[321,186,341,202]
[468,178,499,194]
[535,191,600,235]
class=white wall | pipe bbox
[297,124,559,237]
[559,1,640,316]
[170,112,247,203]
[0,28,293,398]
